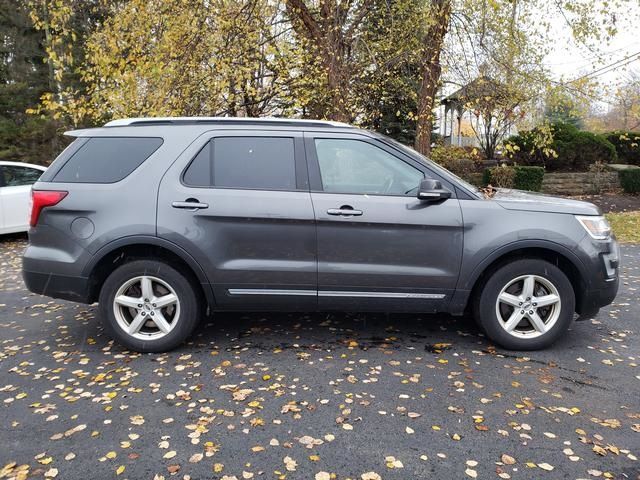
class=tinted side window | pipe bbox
[182,143,211,187]
[183,137,296,190]
[53,137,163,183]
[315,139,423,195]
[1,166,43,187]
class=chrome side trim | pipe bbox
[227,289,316,296]
[320,291,445,299]
[227,289,446,299]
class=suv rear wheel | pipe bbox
[474,259,575,350]
[98,260,201,352]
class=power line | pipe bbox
[566,51,640,83]
[546,42,639,69]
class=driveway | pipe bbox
[1,235,638,480]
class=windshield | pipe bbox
[376,134,482,198]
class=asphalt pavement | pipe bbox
[0,235,638,480]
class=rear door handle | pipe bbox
[327,207,363,216]
[172,199,209,210]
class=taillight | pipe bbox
[30,190,68,227]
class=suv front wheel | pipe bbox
[474,259,575,350]
[99,260,201,352]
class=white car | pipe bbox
[0,161,47,234]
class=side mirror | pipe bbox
[417,178,451,201]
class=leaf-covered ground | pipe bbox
[607,212,640,244]
[1,235,638,480]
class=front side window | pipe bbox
[53,137,163,183]
[315,139,424,195]
[183,137,296,190]
[1,165,43,187]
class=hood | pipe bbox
[492,189,601,215]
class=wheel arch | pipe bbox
[454,240,588,315]
[83,236,215,307]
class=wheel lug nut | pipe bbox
[152,303,156,307]
[532,303,537,306]
[520,310,524,314]
[141,312,146,316]
[518,302,522,306]
[526,297,531,301]
[144,298,149,302]
[529,310,533,314]
[137,304,142,308]
[150,311,154,316]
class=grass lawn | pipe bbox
[606,211,640,243]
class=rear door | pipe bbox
[0,165,44,232]
[157,130,317,310]
[304,132,464,312]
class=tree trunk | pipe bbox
[415,0,451,156]
[41,1,56,94]
[285,0,361,123]
[324,48,350,122]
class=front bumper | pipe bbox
[576,236,620,316]
[577,276,619,317]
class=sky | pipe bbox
[543,3,639,105]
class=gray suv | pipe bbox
[22,117,619,352]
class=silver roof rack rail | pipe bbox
[104,117,352,128]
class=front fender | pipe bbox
[448,238,588,316]
[461,238,588,292]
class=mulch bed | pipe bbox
[567,193,640,213]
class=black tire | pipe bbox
[98,259,201,352]
[473,259,575,350]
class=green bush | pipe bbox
[619,169,640,194]
[513,166,544,191]
[482,168,490,185]
[429,145,482,176]
[484,165,516,188]
[548,122,617,171]
[605,131,640,165]
[484,165,545,191]
[504,122,617,172]
[503,130,547,166]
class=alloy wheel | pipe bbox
[112,275,180,341]
[495,274,562,339]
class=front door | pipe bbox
[304,133,464,312]
[157,130,317,310]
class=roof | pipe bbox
[0,160,47,171]
[441,76,504,105]
[104,117,352,128]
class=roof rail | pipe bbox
[104,117,352,128]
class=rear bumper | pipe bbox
[22,269,91,303]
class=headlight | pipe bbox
[575,215,611,240]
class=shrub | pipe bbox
[547,122,617,171]
[587,161,609,194]
[504,122,617,171]
[503,129,549,167]
[429,145,482,176]
[605,131,640,165]
[484,164,516,188]
[484,165,545,191]
[513,166,544,191]
[619,169,640,194]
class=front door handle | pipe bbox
[172,199,209,210]
[327,206,363,216]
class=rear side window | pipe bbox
[1,165,43,186]
[183,137,296,190]
[53,137,163,183]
